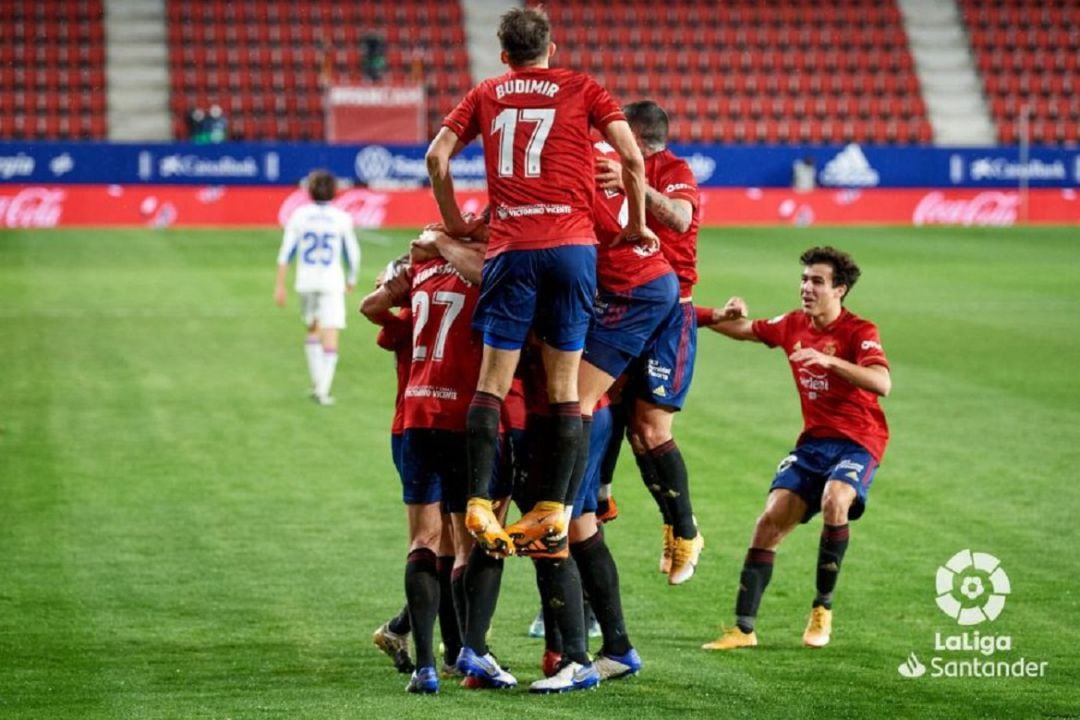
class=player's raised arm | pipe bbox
[425,128,475,237]
[602,120,657,248]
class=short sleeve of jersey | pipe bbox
[852,321,890,369]
[751,313,792,348]
[442,86,481,144]
[585,77,625,131]
[658,158,698,207]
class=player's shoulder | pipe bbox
[838,308,880,335]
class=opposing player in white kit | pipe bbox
[274,170,360,405]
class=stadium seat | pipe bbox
[0,0,107,140]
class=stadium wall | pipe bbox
[1,141,1077,228]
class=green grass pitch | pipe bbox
[2,225,1078,719]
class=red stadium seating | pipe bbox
[166,0,470,141]
[959,0,1080,145]
[0,0,108,140]
[528,0,930,144]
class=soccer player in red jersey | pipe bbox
[361,259,418,676]
[425,7,658,566]
[361,239,519,693]
[699,246,891,651]
[596,101,704,585]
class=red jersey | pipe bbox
[593,143,674,293]
[503,377,527,433]
[443,67,625,258]
[752,308,890,461]
[402,259,483,432]
[375,307,413,435]
[645,149,700,299]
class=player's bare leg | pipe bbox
[632,401,701,584]
[314,326,339,405]
[704,489,805,650]
[804,481,857,648]
[304,320,323,398]
[464,346,518,557]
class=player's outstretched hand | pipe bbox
[596,156,624,192]
[613,225,660,252]
[274,286,286,307]
[720,296,749,320]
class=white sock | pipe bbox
[304,337,323,391]
[317,348,338,399]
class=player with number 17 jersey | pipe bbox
[442,67,626,259]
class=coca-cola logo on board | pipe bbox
[0,187,65,228]
[912,191,1020,227]
[277,188,389,228]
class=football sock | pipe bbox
[404,548,439,669]
[735,548,776,633]
[634,450,674,525]
[317,347,338,399]
[535,555,589,665]
[387,603,410,635]
[562,414,592,505]
[435,555,461,666]
[462,544,503,654]
[547,402,582,503]
[465,392,502,499]
[814,524,850,609]
[650,439,696,539]
[533,560,563,655]
[572,528,632,657]
[304,336,322,389]
[450,565,467,650]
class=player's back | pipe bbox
[443,66,624,256]
[403,259,483,432]
[281,202,359,293]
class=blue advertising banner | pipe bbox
[1,140,1077,189]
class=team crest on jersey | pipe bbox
[822,341,837,356]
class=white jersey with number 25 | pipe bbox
[277,202,360,293]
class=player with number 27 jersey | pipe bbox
[443,67,625,258]
[403,258,483,432]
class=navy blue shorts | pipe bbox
[769,437,879,523]
[473,245,597,351]
[400,429,467,511]
[571,405,613,518]
[632,301,697,410]
[391,432,404,479]
[584,272,679,379]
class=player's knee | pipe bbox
[630,418,670,451]
[753,511,789,548]
[821,493,852,525]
